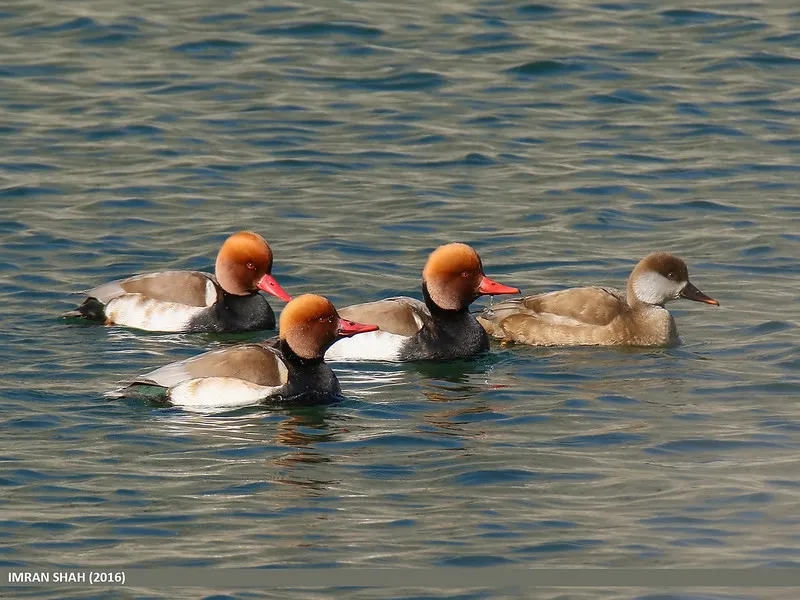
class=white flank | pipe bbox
[203,279,217,307]
[632,272,681,306]
[275,357,289,384]
[168,377,282,410]
[105,295,207,332]
[324,330,406,362]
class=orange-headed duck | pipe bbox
[66,231,292,333]
[325,243,519,361]
[129,294,379,408]
[478,252,718,347]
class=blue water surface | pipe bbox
[1,1,799,599]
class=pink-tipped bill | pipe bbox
[478,276,519,296]
[257,274,292,302]
[337,318,379,338]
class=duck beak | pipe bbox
[478,275,519,296]
[680,281,719,306]
[337,318,379,338]
[257,274,292,302]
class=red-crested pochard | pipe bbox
[130,294,379,408]
[324,243,519,361]
[478,252,718,346]
[65,231,292,333]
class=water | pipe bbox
[1,0,799,598]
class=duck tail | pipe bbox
[63,297,106,321]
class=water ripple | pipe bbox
[256,22,384,38]
[0,0,799,586]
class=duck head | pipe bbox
[215,231,292,301]
[628,252,719,308]
[421,243,519,311]
[280,294,379,359]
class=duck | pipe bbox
[477,252,718,347]
[127,294,379,409]
[324,243,519,361]
[65,231,292,333]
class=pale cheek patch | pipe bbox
[632,272,681,305]
[105,295,207,332]
[324,331,406,362]
[168,377,281,411]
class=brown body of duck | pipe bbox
[478,252,718,347]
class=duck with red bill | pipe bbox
[325,242,520,362]
[65,231,292,333]
[124,294,379,408]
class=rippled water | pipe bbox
[2,0,799,598]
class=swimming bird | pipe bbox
[128,294,379,408]
[65,231,292,333]
[325,243,519,361]
[477,252,718,347]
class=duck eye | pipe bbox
[666,272,674,280]
[461,271,469,278]
[246,262,255,271]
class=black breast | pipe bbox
[188,292,276,333]
[265,340,342,406]
[399,308,489,361]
